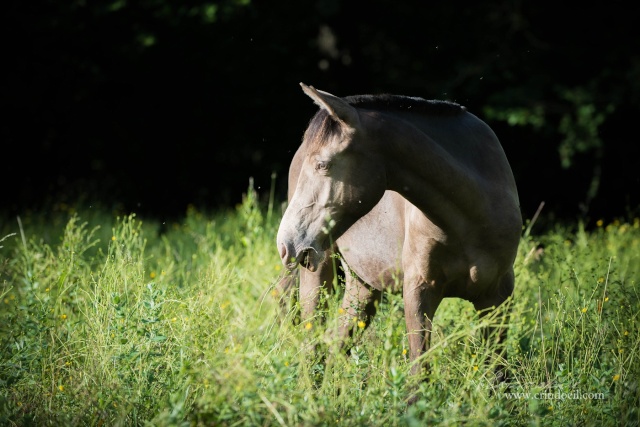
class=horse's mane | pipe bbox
[304,94,465,146]
[344,94,466,115]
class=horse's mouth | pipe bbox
[279,239,327,272]
[299,247,324,272]
[299,249,316,272]
[301,250,311,268]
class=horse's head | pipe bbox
[276,83,387,271]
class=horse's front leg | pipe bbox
[402,271,442,405]
[401,231,447,378]
[328,262,381,351]
[298,253,336,322]
[402,271,443,377]
[275,269,299,318]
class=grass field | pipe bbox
[1,185,639,426]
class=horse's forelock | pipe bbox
[304,109,343,148]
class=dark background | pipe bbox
[3,1,639,227]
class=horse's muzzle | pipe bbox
[278,242,323,272]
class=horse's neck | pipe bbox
[375,113,488,230]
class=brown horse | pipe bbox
[276,83,522,395]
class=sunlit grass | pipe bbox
[1,187,638,426]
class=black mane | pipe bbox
[305,94,465,146]
[344,94,466,114]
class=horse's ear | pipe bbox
[300,83,360,128]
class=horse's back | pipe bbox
[397,110,518,199]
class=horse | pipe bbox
[276,83,522,399]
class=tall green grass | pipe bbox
[1,185,638,426]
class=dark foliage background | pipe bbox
[3,0,639,226]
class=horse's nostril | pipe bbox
[279,243,287,262]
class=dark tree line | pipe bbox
[3,0,639,225]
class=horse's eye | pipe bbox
[315,160,330,171]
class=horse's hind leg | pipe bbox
[472,268,515,384]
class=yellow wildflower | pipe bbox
[473,365,478,371]
[111,236,116,241]
[305,322,312,330]
[613,374,620,381]
[581,307,587,313]
[58,385,64,392]
[150,271,157,279]
[596,219,604,227]
[60,314,67,320]
[357,320,366,329]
